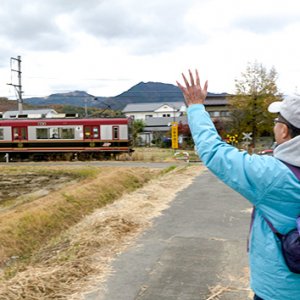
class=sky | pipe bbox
[1,0,300,99]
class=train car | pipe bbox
[0,115,133,161]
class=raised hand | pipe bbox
[176,69,208,106]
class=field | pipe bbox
[0,161,201,299]
[121,147,200,162]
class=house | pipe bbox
[122,102,186,120]
[122,94,230,146]
[122,94,230,120]
[140,115,188,146]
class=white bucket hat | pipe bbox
[268,95,300,129]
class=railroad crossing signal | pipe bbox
[242,132,252,148]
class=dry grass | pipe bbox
[0,165,203,299]
[0,166,158,271]
[206,268,252,299]
[118,147,199,162]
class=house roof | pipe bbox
[3,109,57,118]
[144,116,188,132]
[122,102,185,113]
[145,116,187,126]
[204,98,228,105]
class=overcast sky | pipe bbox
[1,0,300,99]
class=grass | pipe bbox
[0,164,201,299]
[118,147,200,162]
[0,166,160,276]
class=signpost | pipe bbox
[171,122,178,149]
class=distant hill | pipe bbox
[23,82,227,111]
[25,91,107,108]
[0,97,35,112]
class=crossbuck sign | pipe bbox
[242,132,252,146]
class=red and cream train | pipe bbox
[0,115,133,161]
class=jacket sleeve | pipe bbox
[187,104,284,205]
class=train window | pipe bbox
[37,128,49,139]
[60,128,75,139]
[113,126,119,139]
[0,128,3,140]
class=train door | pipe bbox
[84,126,99,139]
[12,127,27,141]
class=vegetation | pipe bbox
[0,166,159,273]
[132,119,145,146]
[228,62,283,147]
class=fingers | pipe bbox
[179,69,200,89]
[181,72,190,89]
[176,81,186,93]
[195,69,200,86]
[203,80,208,92]
[189,69,195,86]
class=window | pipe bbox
[210,111,220,117]
[145,115,153,119]
[220,111,230,117]
[113,126,119,139]
[37,128,49,139]
[0,128,3,140]
[60,128,75,139]
[36,127,75,139]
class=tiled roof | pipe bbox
[145,116,187,126]
[122,102,185,112]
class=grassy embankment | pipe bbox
[0,165,162,276]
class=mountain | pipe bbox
[23,82,227,111]
[25,91,107,108]
[0,97,36,112]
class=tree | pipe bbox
[228,62,283,147]
[132,119,145,146]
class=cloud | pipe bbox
[72,0,207,54]
[233,14,300,34]
[0,0,80,51]
[0,0,207,55]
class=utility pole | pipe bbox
[7,55,23,114]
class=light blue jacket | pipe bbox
[188,104,300,300]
